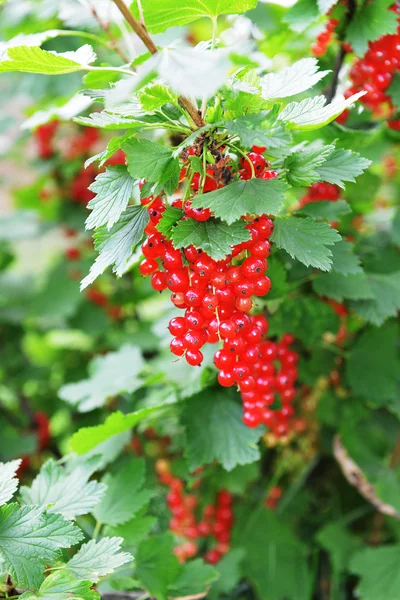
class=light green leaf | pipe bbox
[191,178,287,225]
[284,0,319,32]
[350,545,400,600]
[81,205,149,289]
[20,571,99,600]
[299,200,351,221]
[168,559,219,597]
[75,112,145,130]
[0,44,96,74]
[317,0,338,13]
[94,460,152,526]
[86,166,138,231]
[261,58,330,100]
[171,218,251,260]
[271,216,341,271]
[351,271,400,326]
[69,407,167,455]
[0,460,21,506]
[59,345,144,412]
[284,144,335,187]
[66,537,132,583]
[316,148,371,189]
[131,0,257,34]
[107,515,157,547]
[0,504,83,589]
[346,0,398,56]
[136,533,181,600]
[181,390,263,471]
[313,272,373,302]
[138,83,178,111]
[22,93,93,130]
[19,459,106,520]
[85,132,133,168]
[224,111,292,149]
[278,92,365,130]
[125,138,179,196]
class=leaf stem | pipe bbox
[93,520,102,540]
[111,0,205,128]
[227,142,255,178]
[86,1,130,63]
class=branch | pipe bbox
[88,2,130,63]
[111,0,205,128]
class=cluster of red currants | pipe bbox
[341,5,400,127]
[299,182,340,207]
[156,460,234,564]
[311,18,339,57]
[34,120,59,159]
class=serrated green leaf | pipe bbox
[19,459,106,519]
[224,111,292,149]
[330,240,363,275]
[278,92,365,130]
[271,216,341,271]
[284,0,319,32]
[85,132,133,168]
[0,460,21,506]
[346,0,398,56]
[284,144,335,187]
[261,58,329,100]
[191,178,287,225]
[94,460,152,526]
[313,272,373,302]
[299,200,351,221]
[350,545,400,600]
[59,345,144,412]
[81,205,149,289]
[0,44,96,74]
[131,0,257,34]
[346,322,399,404]
[316,148,371,189]
[0,504,83,589]
[69,407,167,455]
[75,112,145,130]
[66,537,132,583]
[351,271,400,326]
[20,571,99,600]
[181,390,263,471]
[124,138,179,196]
[86,166,138,231]
[136,533,181,600]
[138,83,178,111]
[169,559,219,597]
[156,206,183,238]
[171,218,251,260]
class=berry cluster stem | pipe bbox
[325,0,357,103]
[112,0,206,128]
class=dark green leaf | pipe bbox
[351,271,400,326]
[316,148,371,189]
[330,240,363,275]
[350,545,400,600]
[346,0,398,56]
[156,206,184,239]
[168,559,219,597]
[284,144,334,187]
[313,272,373,302]
[124,138,179,195]
[136,533,181,600]
[299,200,351,221]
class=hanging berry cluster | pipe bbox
[156,460,234,565]
[139,146,299,436]
[299,182,341,207]
[311,19,339,57]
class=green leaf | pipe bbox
[85,132,133,168]
[156,206,183,239]
[86,166,138,231]
[59,345,144,412]
[20,571,99,600]
[138,83,178,111]
[238,508,310,600]
[0,503,83,589]
[392,208,400,244]
[0,460,21,506]
[346,0,398,56]
[131,0,257,34]
[136,533,181,600]
[313,272,373,302]
[208,549,245,600]
[69,407,166,455]
[271,216,341,271]
[351,271,400,326]
[124,138,179,196]
[317,523,362,579]
[107,515,157,548]
[75,112,145,130]
[261,58,329,100]
[278,92,365,130]
[181,390,263,471]
[19,459,106,519]
[316,148,371,189]
[22,93,93,130]
[330,240,363,275]
[93,460,152,526]
[0,45,96,74]
[169,559,219,597]
[262,255,289,300]
[346,322,399,405]
[191,178,287,225]
[387,74,400,111]
[225,112,292,149]
[284,0,319,32]
[317,0,338,14]
[284,144,335,187]
[66,537,132,583]
[350,545,400,600]
[299,200,351,221]
[81,205,149,289]
[171,218,251,260]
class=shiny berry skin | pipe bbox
[214,349,235,370]
[139,258,158,276]
[185,311,204,330]
[151,271,167,291]
[169,317,187,337]
[218,370,235,387]
[241,152,266,176]
[241,257,267,279]
[166,269,190,292]
[170,338,186,356]
[185,349,203,366]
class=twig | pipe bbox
[112,0,205,128]
[325,0,357,104]
[88,2,130,63]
